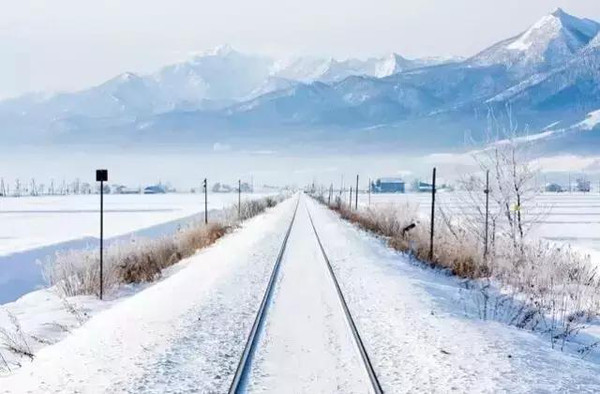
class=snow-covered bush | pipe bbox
[44,195,284,297]
[230,195,284,222]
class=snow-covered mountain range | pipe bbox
[1,8,599,154]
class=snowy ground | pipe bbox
[2,194,600,392]
[307,197,600,392]
[0,192,273,303]
[0,197,296,392]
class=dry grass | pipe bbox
[45,195,284,297]
[330,201,489,279]
[315,193,600,349]
[0,310,33,360]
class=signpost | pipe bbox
[96,169,108,300]
[203,178,208,224]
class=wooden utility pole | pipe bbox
[429,168,437,261]
[203,178,208,224]
[484,170,490,258]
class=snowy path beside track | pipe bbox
[244,199,372,393]
[306,197,600,393]
[0,198,297,394]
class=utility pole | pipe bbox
[96,169,108,300]
[349,187,353,210]
[484,170,490,258]
[429,167,437,261]
[203,178,208,224]
[328,183,333,205]
[355,174,359,210]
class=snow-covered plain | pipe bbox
[3,194,600,393]
[0,192,274,304]
[0,193,272,256]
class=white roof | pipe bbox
[378,177,404,184]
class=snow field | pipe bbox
[0,193,273,256]
[0,197,296,393]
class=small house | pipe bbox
[144,185,166,194]
[371,178,405,193]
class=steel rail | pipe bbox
[228,196,300,394]
[306,205,384,394]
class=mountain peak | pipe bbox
[551,7,566,18]
[469,8,599,73]
[201,44,237,57]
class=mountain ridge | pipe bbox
[0,8,598,155]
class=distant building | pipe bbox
[417,181,433,193]
[545,183,564,193]
[576,178,591,193]
[240,182,253,193]
[144,185,166,194]
[371,178,405,193]
[113,185,141,194]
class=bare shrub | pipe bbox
[0,310,33,360]
[44,195,284,296]
[233,195,283,221]
[177,223,229,258]
[0,350,10,372]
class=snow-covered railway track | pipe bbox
[227,196,300,393]
[228,195,383,393]
[305,207,384,394]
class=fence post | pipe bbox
[429,167,436,261]
[368,177,371,206]
[238,179,241,219]
[355,174,359,210]
[484,170,490,258]
[328,183,333,205]
[203,178,208,224]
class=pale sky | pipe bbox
[2,0,600,99]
